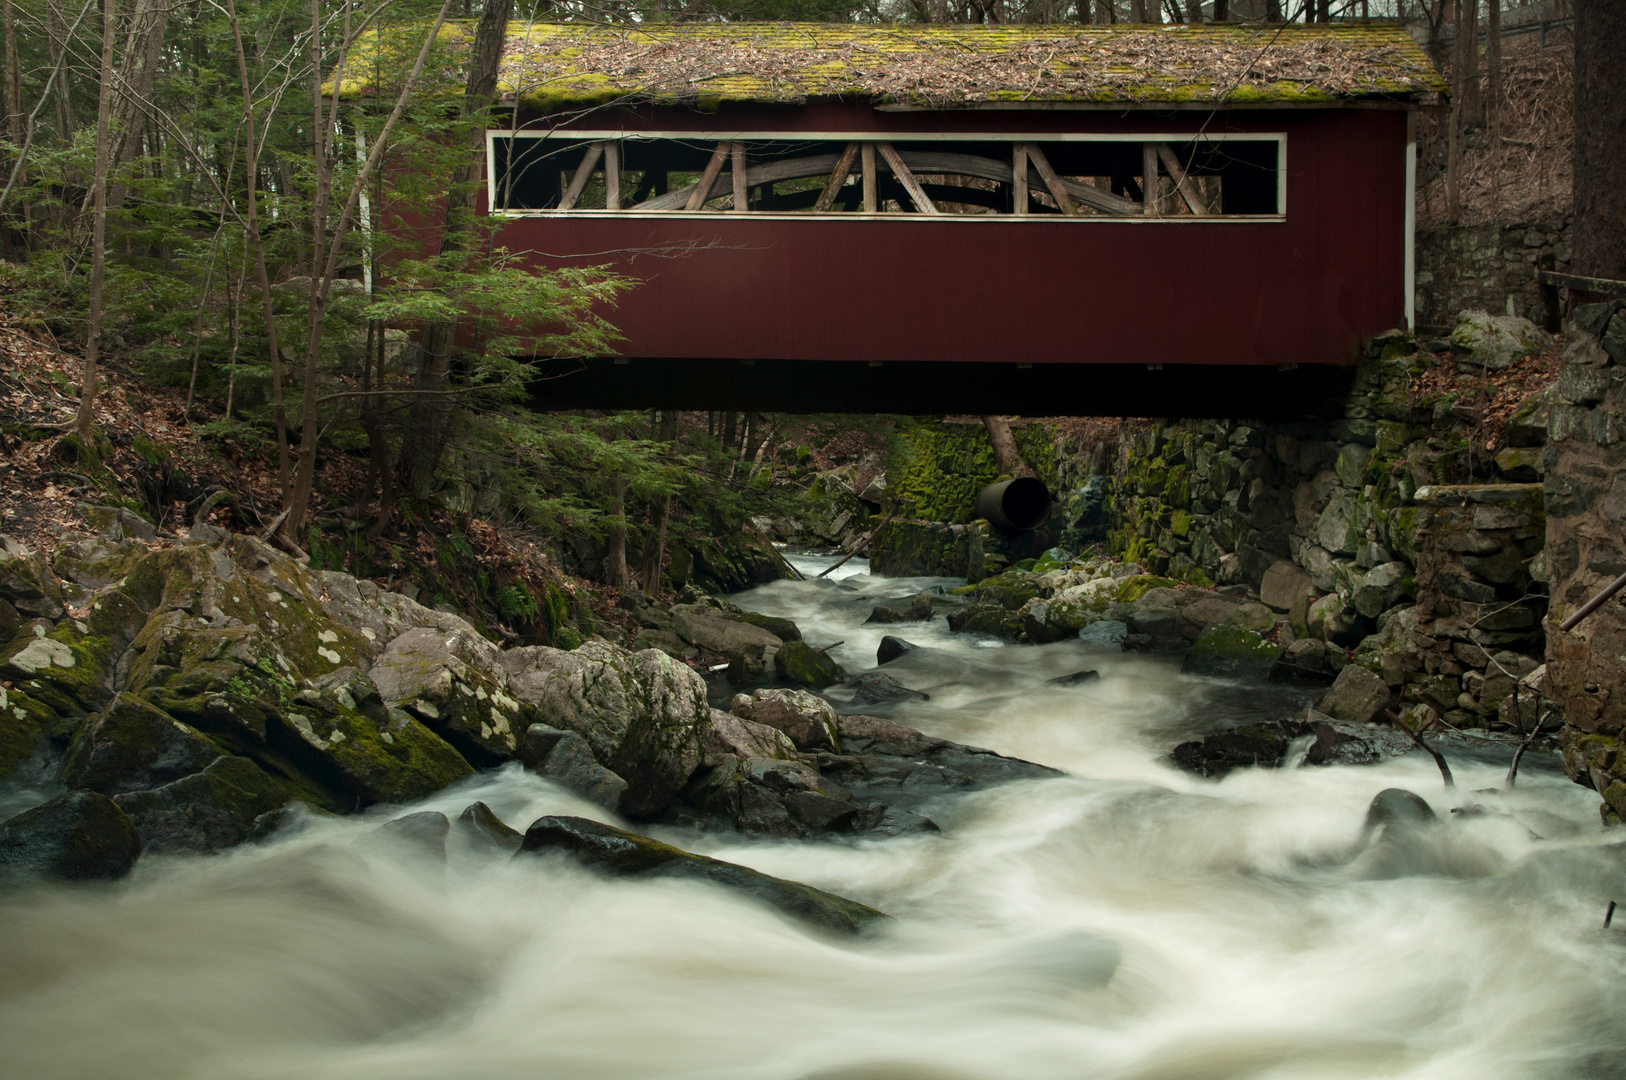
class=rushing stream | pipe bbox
[5,554,1626,1080]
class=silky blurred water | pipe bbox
[3,554,1625,1080]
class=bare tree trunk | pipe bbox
[1458,0,1481,129]
[225,0,289,494]
[641,410,678,591]
[280,0,456,545]
[107,0,170,209]
[605,475,629,589]
[1486,0,1501,135]
[48,0,70,139]
[2,0,19,148]
[395,0,515,499]
[1573,0,1626,284]
[982,416,1032,478]
[75,0,118,445]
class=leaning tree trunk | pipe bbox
[75,0,118,445]
[1573,0,1626,285]
[395,0,515,499]
[982,415,1033,479]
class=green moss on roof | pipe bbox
[338,21,1446,110]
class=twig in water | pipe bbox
[1389,709,1455,789]
[817,498,912,579]
[1607,901,1617,929]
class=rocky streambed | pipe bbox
[2,538,1625,1079]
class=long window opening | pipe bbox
[487,134,1283,219]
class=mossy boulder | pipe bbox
[519,814,886,935]
[61,692,226,795]
[0,791,142,881]
[1117,575,1180,605]
[736,611,801,641]
[773,640,840,689]
[946,605,1025,639]
[0,536,66,619]
[112,754,295,854]
[368,626,528,763]
[1180,625,1282,680]
[0,683,61,783]
[51,537,150,590]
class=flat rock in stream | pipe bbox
[519,814,886,935]
[846,673,930,706]
[810,715,1063,814]
[1170,715,1540,779]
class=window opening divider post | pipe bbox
[813,142,860,213]
[1153,142,1204,216]
[875,142,938,214]
[860,143,877,212]
[685,141,731,211]
[731,142,748,211]
[1142,142,1160,217]
[1012,142,1028,215]
[604,141,620,210]
[559,141,605,211]
[1024,142,1076,217]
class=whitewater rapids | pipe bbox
[3,555,1624,1080]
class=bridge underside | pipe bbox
[529,358,1357,418]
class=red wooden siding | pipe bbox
[481,106,1407,368]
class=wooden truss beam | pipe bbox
[1154,142,1206,216]
[684,141,731,212]
[1021,142,1076,216]
[875,142,937,214]
[812,142,861,213]
[558,141,605,210]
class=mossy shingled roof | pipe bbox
[337,21,1446,110]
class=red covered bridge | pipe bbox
[369,22,1445,414]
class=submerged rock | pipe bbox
[876,636,917,665]
[356,810,450,860]
[0,791,141,881]
[846,672,931,706]
[1363,788,1437,832]
[518,814,887,935]
[457,801,523,853]
[1047,670,1100,688]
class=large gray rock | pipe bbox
[0,791,142,881]
[1317,664,1392,724]
[773,640,840,689]
[1259,561,1316,614]
[519,724,629,813]
[502,642,710,773]
[519,815,886,935]
[113,755,293,854]
[670,605,782,655]
[1449,310,1553,370]
[369,626,525,762]
[1352,561,1412,619]
[731,689,839,752]
[61,693,225,796]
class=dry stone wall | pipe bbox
[1415,215,1572,330]
[1542,300,1626,822]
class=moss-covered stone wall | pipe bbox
[885,419,1058,525]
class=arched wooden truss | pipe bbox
[543,139,1218,218]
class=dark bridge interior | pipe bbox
[529,359,1358,418]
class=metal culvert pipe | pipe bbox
[975,477,1052,531]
